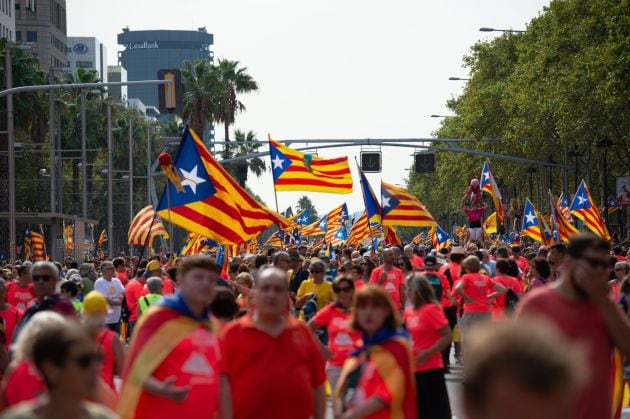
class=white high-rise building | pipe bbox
[0,0,15,41]
[67,36,107,82]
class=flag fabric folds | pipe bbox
[358,168,382,224]
[290,209,311,227]
[128,205,170,246]
[263,230,284,248]
[347,213,370,246]
[269,137,352,194]
[383,226,401,245]
[181,234,219,255]
[156,128,289,246]
[301,218,326,237]
[98,229,108,246]
[607,195,620,215]
[381,181,435,227]
[569,180,611,240]
[549,192,578,244]
[558,193,573,222]
[433,225,452,251]
[522,199,551,244]
[23,227,32,261]
[480,161,505,224]
[31,226,46,261]
[483,212,498,235]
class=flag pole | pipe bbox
[354,158,377,252]
[138,209,157,261]
[268,133,280,213]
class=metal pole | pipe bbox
[603,143,609,229]
[147,126,151,204]
[56,112,62,214]
[6,45,15,262]
[128,115,133,256]
[48,69,55,213]
[80,90,87,218]
[107,105,113,258]
[562,141,568,196]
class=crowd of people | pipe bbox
[0,233,628,418]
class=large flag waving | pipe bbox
[522,199,550,244]
[549,192,578,244]
[481,161,505,224]
[269,137,352,194]
[381,181,435,227]
[347,213,369,246]
[128,205,170,245]
[433,225,452,251]
[156,128,289,245]
[358,167,382,224]
[569,180,611,240]
[31,226,47,261]
[483,212,498,235]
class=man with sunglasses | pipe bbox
[516,234,630,419]
[12,262,75,344]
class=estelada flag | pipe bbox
[381,181,435,227]
[269,137,352,194]
[156,127,289,245]
[569,180,610,240]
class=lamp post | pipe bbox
[128,115,133,256]
[107,104,113,258]
[547,154,555,194]
[526,167,537,201]
[597,139,613,228]
[479,27,526,33]
[80,90,88,218]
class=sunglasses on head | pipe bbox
[71,352,103,369]
[334,285,353,294]
[32,274,53,282]
[584,256,609,270]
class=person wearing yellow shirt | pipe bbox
[296,259,335,312]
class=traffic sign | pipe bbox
[361,152,381,173]
[414,153,435,173]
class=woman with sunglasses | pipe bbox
[308,277,361,393]
[1,316,117,418]
[397,256,413,279]
[334,286,416,418]
[404,275,452,419]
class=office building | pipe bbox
[117,27,213,109]
[107,65,127,101]
[15,0,68,71]
[0,0,15,41]
[67,36,107,82]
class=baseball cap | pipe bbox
[423,255,438,269]
[146,260,161,272]
[82,291,109,318]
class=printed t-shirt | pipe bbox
[5,282,35,311]
[135,327,224,419]
[516,287,613,419]
[94,278,125,324]
[312,304,361,367]
[222,316,326,419]
[403,303,448,372]
[369,266,404,310]
[296,280,335,310]
[125,279,147,323]
[459,273,495,313]
[491,275,522,318]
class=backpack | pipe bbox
[423,273,443,302]
[120,295,131,323]
[504,288,520,314]
[301,296,318,322]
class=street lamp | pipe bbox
[430,114,454,118]
[449,77,470,81]
[6,42,31,262]
[479,27,526,33]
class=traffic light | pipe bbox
[361,152,382,173]
[157,69,182,114]
[414,153,435,173]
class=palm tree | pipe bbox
[229,129,266,187]
[181,59,219,138]
[214,59,258,158]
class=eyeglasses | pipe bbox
[334,286,353,294]
[32,275,53,282]
[310,270,323,274]
[70,352,103,369]
[584,256,609,270]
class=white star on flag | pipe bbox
[437,232,443,241]
[525,211,536,225]
[272,155,285,170]
[577,194,587,206]
[483,171,490,181]
[180,166,206,195]
[382,197,391,208]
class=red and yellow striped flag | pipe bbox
[128,205,170,246]
[570,180,611,240]
[31,227,46,261]
[347,213,370,246]
[383,226,401,245]
[156,128,289,245]
[381,181,436,227]
[269,138,352,194]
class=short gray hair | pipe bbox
[31,261,59,281]
[100,261,114,272]
[615,262,630,273]
[309,259,326,273]
[12,311,68,362]
[147,276,163,294]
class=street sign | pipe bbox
[414,153,435,173]
[361,152,382,173]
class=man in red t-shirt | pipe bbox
[0,279,23,351]
[146,260,175,295]
[369,248,405,311]
[511,246,529,275]
[124,269,148,338]
[6,265,35,310]
[113,257,129,286]
[404,245,424,270]
[222,268,326,419]
[516,234,630,419]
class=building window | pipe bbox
[15,30,20,41]
[25,0,34,12]
[26,31,36,42]
[76,60,93,68]
[14,1,19,10]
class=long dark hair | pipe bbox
[350,286,400,332]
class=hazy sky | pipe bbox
[67,0,549,217]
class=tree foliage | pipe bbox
[296,196,319,220]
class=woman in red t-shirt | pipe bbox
[455,256,506,345]
[309,276,361,393]
[490,259,523,320]
[404,275,452,419]
[334,286,416,419]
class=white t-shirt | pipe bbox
[94,277,125,324]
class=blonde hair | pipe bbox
[12,311,69,362]
[461,255,481,274]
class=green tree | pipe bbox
[181,59,218,138]
[213,59,258,157]
[229,129,266,187]
[296,195,318,220]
